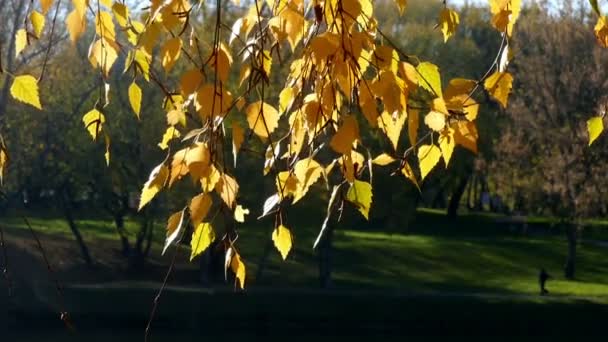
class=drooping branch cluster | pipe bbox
[0,0,523,289]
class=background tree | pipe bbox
[489,3,608,279]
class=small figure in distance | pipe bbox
[539,268,551,295]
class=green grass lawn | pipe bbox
[2,208,608,300]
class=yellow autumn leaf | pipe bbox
[190,222,215,261]
[330,115,359,155]
[401,162,420,191]
[439,128,455,167]
[95,11,115,40]
[272,224,293,260]
[279,87,294,115]
[163,210,185,255]
[377,111,407,150]
[128,82,142,118]
[424,111,446,132]
[89,38,118,77]
[161,37,182,72]
[408,109,419,147]
[439,8,459,43]
[112,2,129,28]
[66,9,86,43]
[292,158,323,203]
[452,121,478,153]
[346,179,373,220]
[395,0,407,15]
[216,173,239,209]
[82,109,105,140]
[10,75,42,110]
[588,116,604,146]
[215,43,233,83]
[15,29,27,57]
[484,71,513,108]
[41,0,54,14]
[139,163,169,211]
[230,251,246,289]
[180,69,204,98]
[246,101,279,139]
[416,62,443,97]
[489,0,521,36]
[158,126,180,150]
[418,144,441,181]
[30,11,46,38]
[372,153,397,166]
[595,16,608,47]
[189,193,212,226]
[234,204,250,223]
[167,109,186,127]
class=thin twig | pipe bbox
[22,215,74,330]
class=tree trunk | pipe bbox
[60,191,93,266]
[113,214,131,256]
[318,226,334,289]
[448,174,470,218]
[564,223,577,280]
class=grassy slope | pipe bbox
[1,208,608,299]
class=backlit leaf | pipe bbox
[158,127,180,150]
[272,224,293,260]
[439,8,459,42]
[128,82,142,118]
[439,128,455,167]
[230,251,246,289]
[346,179,373,220]
[30,11,46,38]
[595,16,608,47]
[330,115,359,155]
[15,29,27,57]
[41,0,54,14]
[190,222,215,261]
[234,205,249,223]
[66,9,86,43]
[139,163,169,211]
[416,62,442,97]
[10,75,42,109]
[424,111,446,132]
[161,37,182,72]
[588,116,604,146]
[246,101,279,139]
[418,144,441,181]
[372,153,397,166]
[484,71,513,108]
[190,193,212,226]
[82,109,105,140]
[163,209,185,255]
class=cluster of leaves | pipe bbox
[1,0,522,289]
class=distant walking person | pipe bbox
[539,268,551,295]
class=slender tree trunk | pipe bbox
[564,223,577,279]
[60,191,93,266]
[448,174,470,218]
[318,226,334,289]
[113,214,131,256]
[143,218,154,258]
